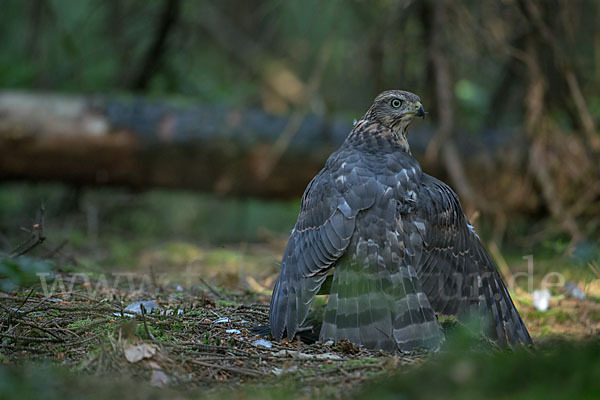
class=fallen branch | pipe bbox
[189,359,264,378]
[0,332,63,343]
[10,203,46,257]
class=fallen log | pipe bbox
[0,91,352,198]
[0,91,529,206]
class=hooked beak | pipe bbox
[415,102,426,118]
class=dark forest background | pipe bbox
[1,0,599,247]
[1,1,600,398]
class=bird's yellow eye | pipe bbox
[391,99,402,108]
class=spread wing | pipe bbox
[269,150,379,340]
[416,174,532,346]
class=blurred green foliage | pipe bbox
[0,183,298,245]
[355,341,600,400]
[0,183,298,272]
[1,0,598,131]
[2,340,599,400]
[1,0,598,249]
[0,256,53,291]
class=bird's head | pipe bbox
[363,90,425,134]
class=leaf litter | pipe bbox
[0,276,428,395]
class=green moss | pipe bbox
[66,318,113,336]
[134,324,168,341]
[539,325,553,336]
[342,358,378,368]
[67,318,93,330]
[170,322,183,332]
[319,363,337,371]
[215,299,238,307]
[527,308,572,324]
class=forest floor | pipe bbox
[1,184,600,399]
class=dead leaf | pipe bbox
[124,343,156,363]
[150,369,169,387]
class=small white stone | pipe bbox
[533,289,551,311]
[124,300,158,315]
[252,339,273,348]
